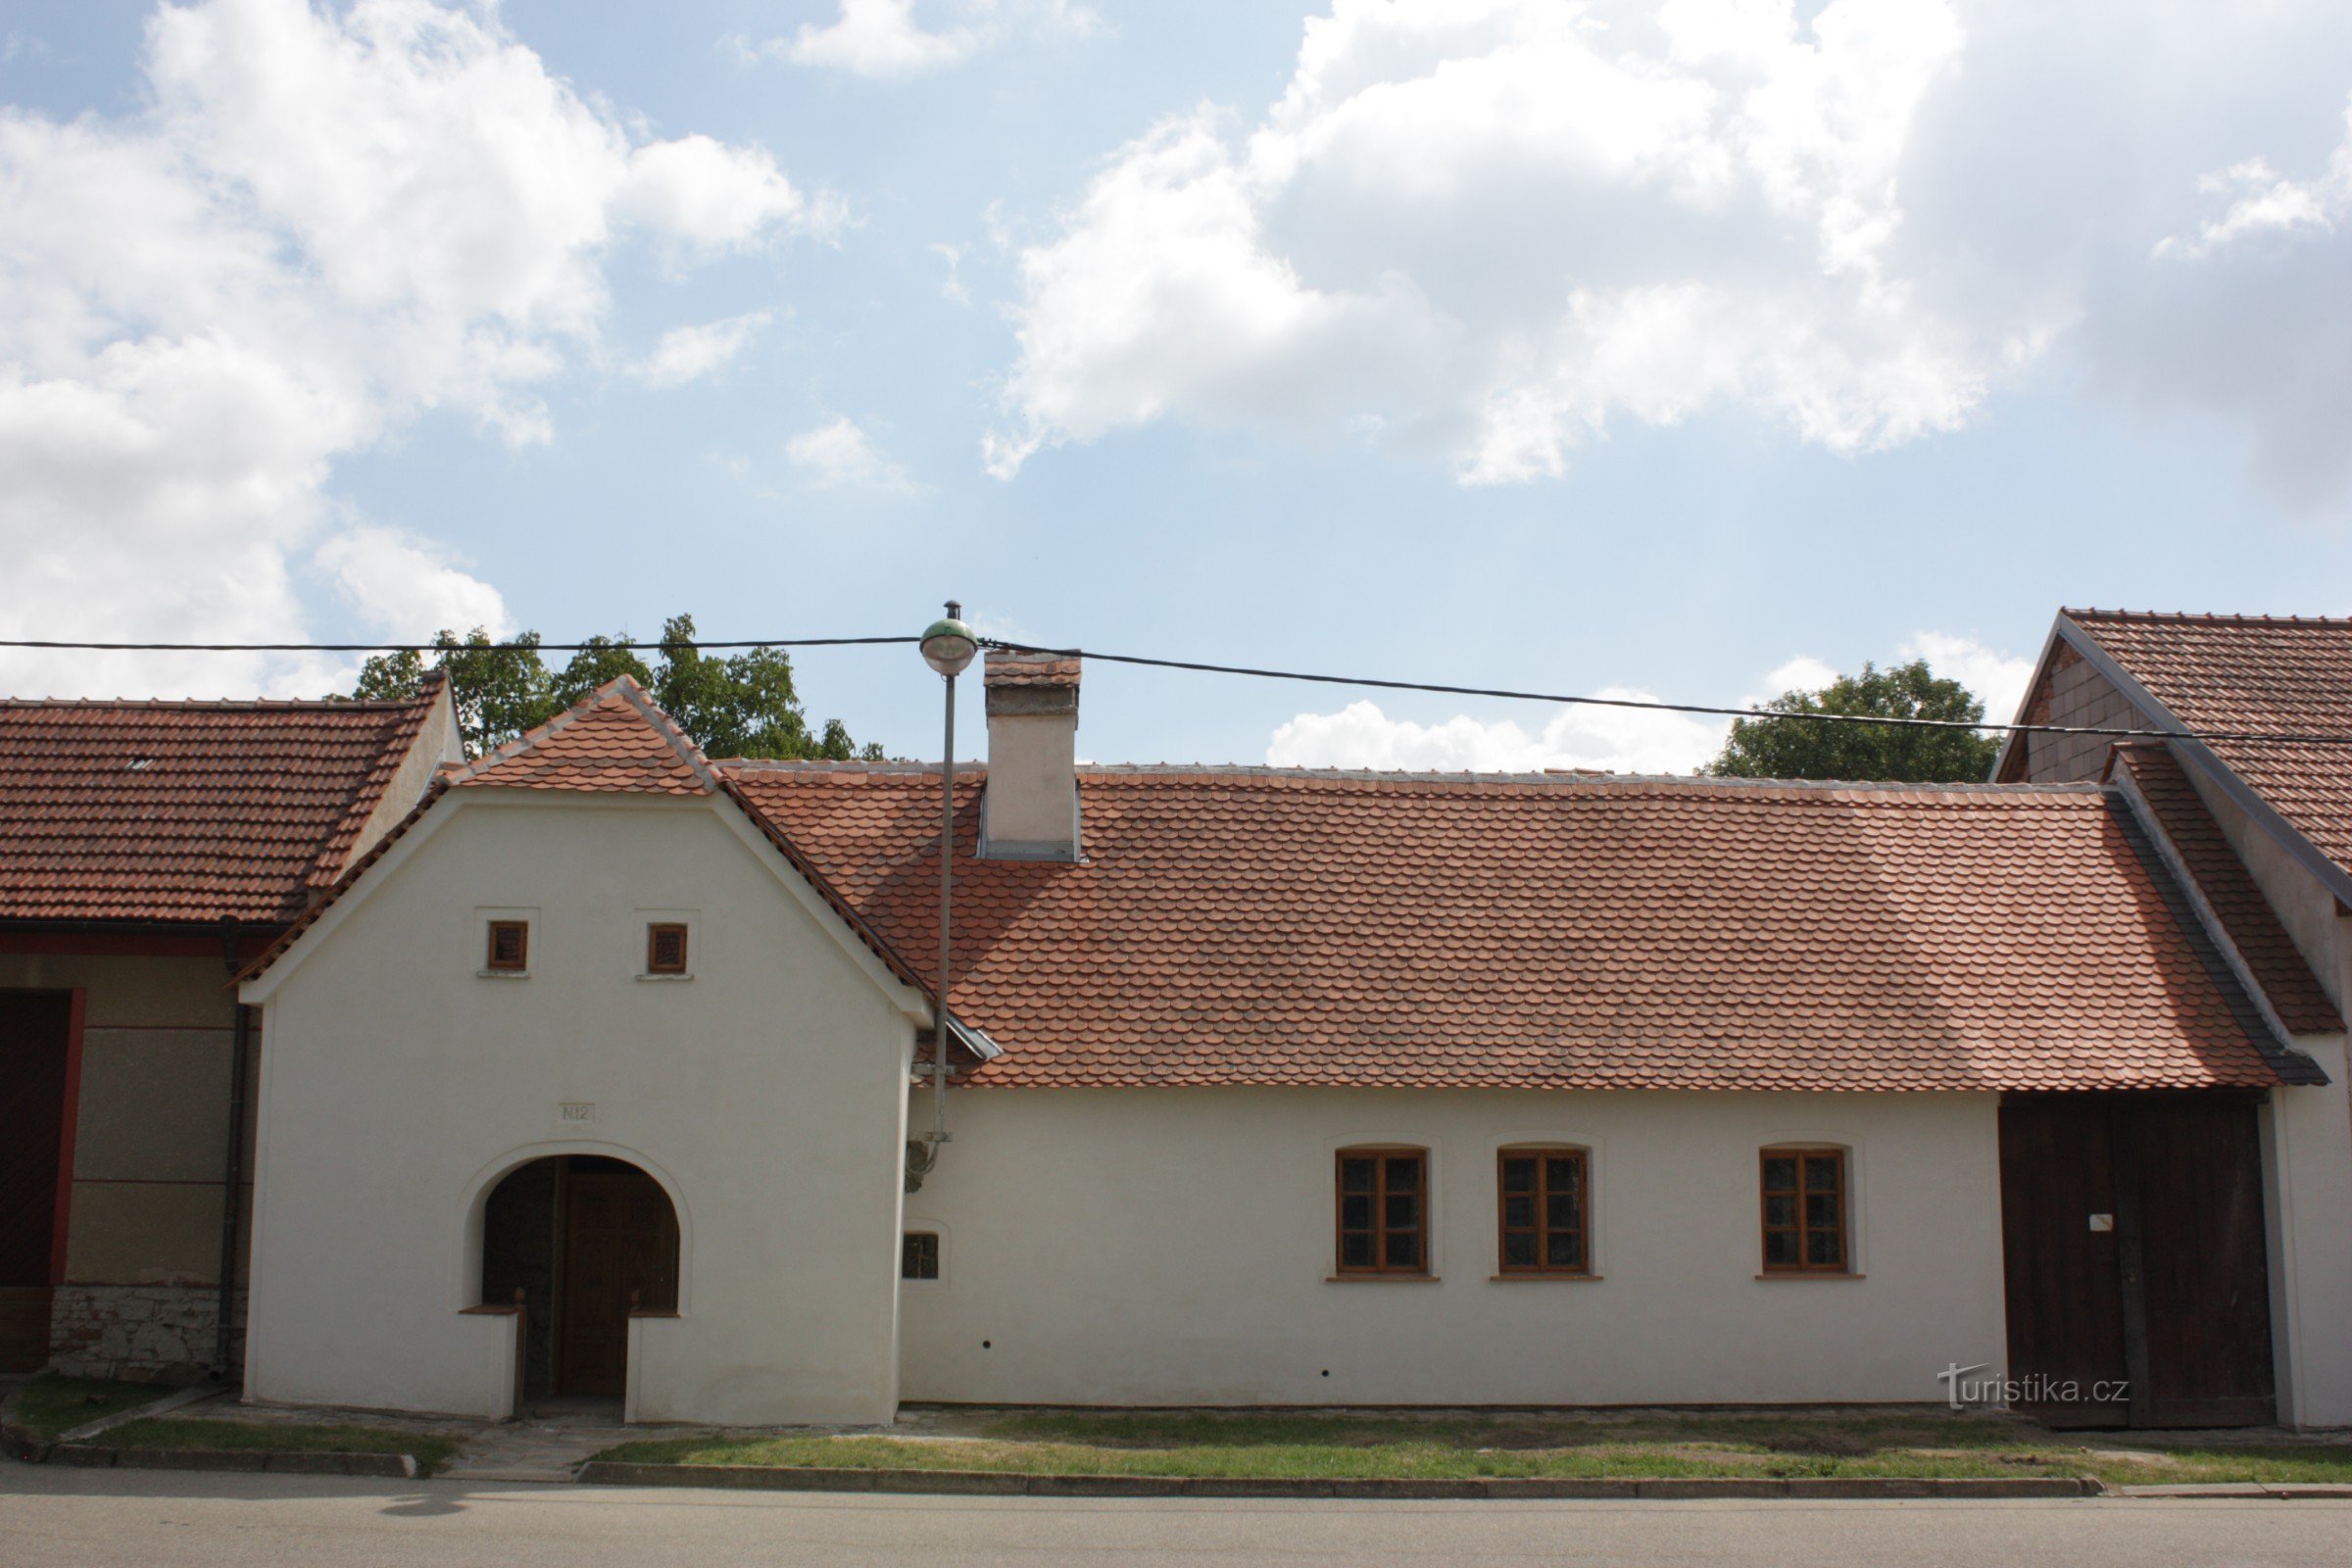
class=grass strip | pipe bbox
[10,1375,171,1441]
[103,1417,464,1477]
[594,1411,2352,1489]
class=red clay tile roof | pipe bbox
[454,677,714,796]
[2068,610,2352,883]
[727,764,2318,1092]
[0,681,444,925]
[2106,743,2340,1034]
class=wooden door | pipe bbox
[2132,1098,2275,1427]
[1998,1095,2274,1428]
[556,1160,677,1397]
[0,992,74,1372]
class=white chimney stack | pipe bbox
[981,651,1081,861]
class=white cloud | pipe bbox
[772,0,1100,81]
[635,311,774,388]
[994,0,1989,484]
[1265,631,2030,774]
[0,0,823,698]
[1897,631,2033,725]
[785,416,922,494]
[314,523,514,639]
[993,0,2352,516]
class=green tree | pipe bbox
[1707,659,2001,783]
[347,615,876,761]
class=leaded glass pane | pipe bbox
[1764,1195,1796,1229]
[1764,1229,1799,1266]
[1545,1156,1580,1192]
[1806,1228,1841,1267]
[1763,1155,1797,1192]
[1803,1154,1841,1192]
[1386,1231,1420,1269]
[1546,1233,1582,1270]
[1503,1195,1535,1228]
[1342,1194,1372,1230]
[1546,1193,1579,1230]
[1341,1232,1374,1268]
[1342,1157,1375,1193]
[1805,1193,1840,1229]
[1501,1157,1536,1193]
[1387,1156,1421,1193]
[1502,1232,1538,1267]
[1385,1193,1419,1229]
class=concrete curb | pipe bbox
[50,1445,418,1479]
[571,1462,2102,1500]
[2116,1482,2352,1499]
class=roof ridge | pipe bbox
[2067,608,2352,627]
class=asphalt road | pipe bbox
[6,1466,2351,1567]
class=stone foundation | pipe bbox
[47,1286,246,1385]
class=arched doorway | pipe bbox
[481,1155,678,1399]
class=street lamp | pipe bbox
[916,602,976,1177]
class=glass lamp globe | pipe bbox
[920,602,978,677]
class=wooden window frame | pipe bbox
[485,919,529,973]
[1495,1146,1591,1277]
[1334,1147,1431,1277]
[902,1232,940,1282]
[646,922,690,976]
[1760,1147,1849,1275]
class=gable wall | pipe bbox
[2015,644,2158,782]
[242,794,916,1424]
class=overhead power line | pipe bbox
[4,628,2349,751]
[0,636,919,654]
[978,638,2352,752]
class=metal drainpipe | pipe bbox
[214,918,251,1382]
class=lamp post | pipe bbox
[918,602,978,1162]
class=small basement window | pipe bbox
[485,919,529,972]
[646,923,689,975]
[903,1232,940,1281]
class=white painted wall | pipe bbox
[240,791,923,1425]
[900,1088,2007,1407]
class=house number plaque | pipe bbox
[559,1102,597,1125]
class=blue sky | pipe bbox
[5,1,2352,768]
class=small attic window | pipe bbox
[646,923,689,975]
[125,757,154,771]
[485,920,529,973]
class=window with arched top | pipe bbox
[1760,1147,1849,1273]
[1335,1148,1429,1275]
[1496,1147,1590,1275]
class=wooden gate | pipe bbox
[555,1158,678,1397]
[0,991,74,1373]
[1998,1095,2275,1428]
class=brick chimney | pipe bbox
[981,650,1081,861]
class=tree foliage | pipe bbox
[347,616,883,762]
[1706,659,2001,783]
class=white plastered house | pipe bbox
[232,642,2352,1430]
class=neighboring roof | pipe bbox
[729,763,2319,1093]
[2107,743,2341,1034]
[453,677,715,796]
[0,680,446,925]
[2064,610,2352,884]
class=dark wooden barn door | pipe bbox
[1998,1095,2274,1428]
[555,1159,678,1396]
[0,992,74,1372]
